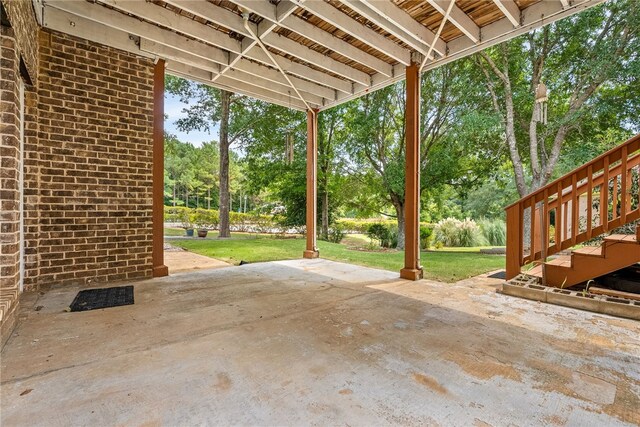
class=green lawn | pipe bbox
[164,228,288,239]
[170,236,505,282]
[164,227,187,236]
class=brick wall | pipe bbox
[2,0,38,81]
[1,8,157,341]
[29,30,155,288]
[0,24,22,342]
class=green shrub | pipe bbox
[389,224,399,248]
[420,225,433,249]
[478,219,506,246]
[433,218,482,247]
[336,218,433,235]
[193,208,219,230]
[367,223,393,248]
[326,223,347,244]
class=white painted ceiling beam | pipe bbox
[215,0,298,89]
[444,0,606,63]
[231,61,335,100]
[250,0,393,76]
[133,30,337,100]
[193,0,392,76]
[167,62,310,110]
[141,39,326,106]
[291,0,412,65]
[426,0,481,43]
[340,0,445,57]
[43,0,229,64]
[324,0,605,111]
[224,68,325,107]
[243,47,353,95]
[42,7,153,59]
[48,0,347,96]
[492,0,521,27]
[98,0,242,54]
[259,32,371,85]
[164,0,370,86]
[43,2,335,105]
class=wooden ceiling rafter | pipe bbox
[39,0,607,111]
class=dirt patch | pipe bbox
[412,372,448,395]
[445,352,522,383]
[214,372,232,391]
[541,414,566,426]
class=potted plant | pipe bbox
[194,209,210,238]
[179,208,195,237]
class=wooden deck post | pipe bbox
[400,60,423,281]
[303,109,319,259]
[505,204,521,280]
[152,59,169,277]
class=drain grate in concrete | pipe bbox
[69,286,134,312]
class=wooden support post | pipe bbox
[400,61,423,281]
[505,204,522,280]
[303,109,319,259]
[152,59,169,277]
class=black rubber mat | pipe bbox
[488,270,506,279]
[69,286,134,312]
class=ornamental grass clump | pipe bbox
[478,218,506,246]
[433,217,483,247]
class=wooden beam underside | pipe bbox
[41,0,606,111]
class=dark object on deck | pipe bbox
[69,286,134,312]
[488,270,506,279]
[239,260,249,265]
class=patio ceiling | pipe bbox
[36,0,606,111]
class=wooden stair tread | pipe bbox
[527,264,543,277]
[573,246,603,257]
[604,234,637,243]
[546,255,572,267]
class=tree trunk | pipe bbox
[321,188,329,240]
[207,188,211,210]
[219,90,231,238]
[393,198,405,251]
[173,183,176,207]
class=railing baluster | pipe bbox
[612,174,619,221]
[602,156,609,231]
[571,174,578,245]
[587,165,593,239]
[621,145,628,223]
[543,189,549,258]
[556,182,563,252]
[530,198,536,260]
[563,202,569,242]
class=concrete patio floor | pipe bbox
[1,259,639,426]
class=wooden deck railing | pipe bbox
[505,133,640,280]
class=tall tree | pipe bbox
[165,77,261,236]
[345,62,489,249]
[317,106,347,239]
[475,0,640,197]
